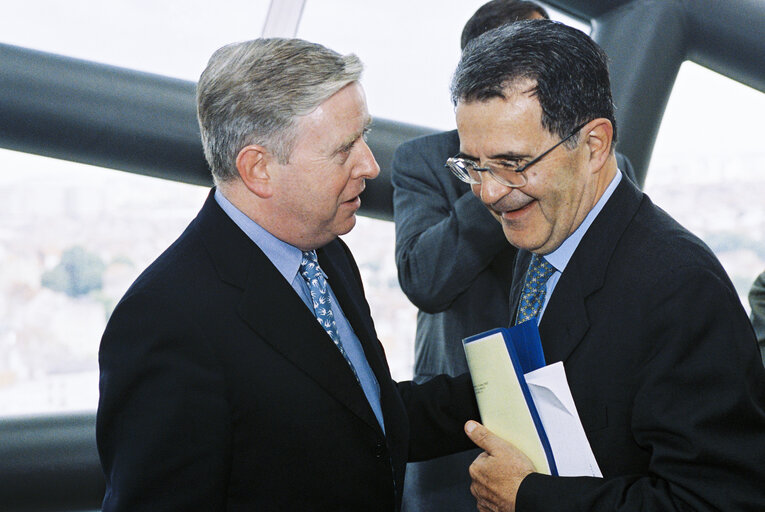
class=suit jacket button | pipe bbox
[375,441,385,459]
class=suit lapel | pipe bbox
[237,250,382,433]
[196,192,382,433]
[538,270,591,363]
[538,178,644,363]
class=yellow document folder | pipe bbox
[463,328,556,475]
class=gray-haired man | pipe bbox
[96,38,478,511]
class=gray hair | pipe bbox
[196,38,363,184]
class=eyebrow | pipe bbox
[456,150,531,161]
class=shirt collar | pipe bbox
[545,169,622,272]
[214,188,303,284]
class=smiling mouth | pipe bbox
[500,199,535,218]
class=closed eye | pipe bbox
[495,159,524,171]
[338,127,371,156]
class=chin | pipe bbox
[504,228,541,252]
[335,214,357,237]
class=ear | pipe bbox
[236,145,273,198]
[583,118,613,173]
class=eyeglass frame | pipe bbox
[445,120,590,188]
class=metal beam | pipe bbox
[0,43,431,221]
[261,0,307,37]
[0,43,210,187]
[0,414,102,512]
[545,0,765,185]
[591,1,687,185]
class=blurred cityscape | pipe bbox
[0,150,763,416]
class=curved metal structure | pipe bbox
[0,1,763,510]
[548,0,765,183]
[0,42,435,221]
[0,414,103,511]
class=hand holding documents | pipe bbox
[463,323,602,478]
[463,326,555,475]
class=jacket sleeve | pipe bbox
[391,137,509,313]
[517,266,765,511]
[396,372,480,462]
[97,290,230,511]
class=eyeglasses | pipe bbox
[445,121,589,188]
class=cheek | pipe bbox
[535,177,584,240]
[323,179,353,218]
[526,167,570,216]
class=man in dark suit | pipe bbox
[96,38,478,511]
[449,20,765,511]
[391,2,636,510]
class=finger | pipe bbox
[469,453,488,481]
[476,496,497,512]
[477,502,493,512]
[465,420,504,454]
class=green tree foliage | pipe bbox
[41,246,106,297]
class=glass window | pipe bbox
[644,61,765,310]
[298,0,588,130]
[0,0,270,81]
[0,150,208,416]
[342,218,416,381]
[0,0,280,416]
[4,2,761,418]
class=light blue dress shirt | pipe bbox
[537,170,623,322]
[214,189,385,431]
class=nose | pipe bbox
[354,139,380,180]
[478,172,511,205]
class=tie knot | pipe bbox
[528,254,555,286]
[300,251,324,280]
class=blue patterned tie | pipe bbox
[299,251,358,379]
[516,254,556,325]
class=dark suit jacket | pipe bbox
[96,190,478,511]
[509,178,765,511]
[391,129,638,511]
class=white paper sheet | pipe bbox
[525,362,602,477]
